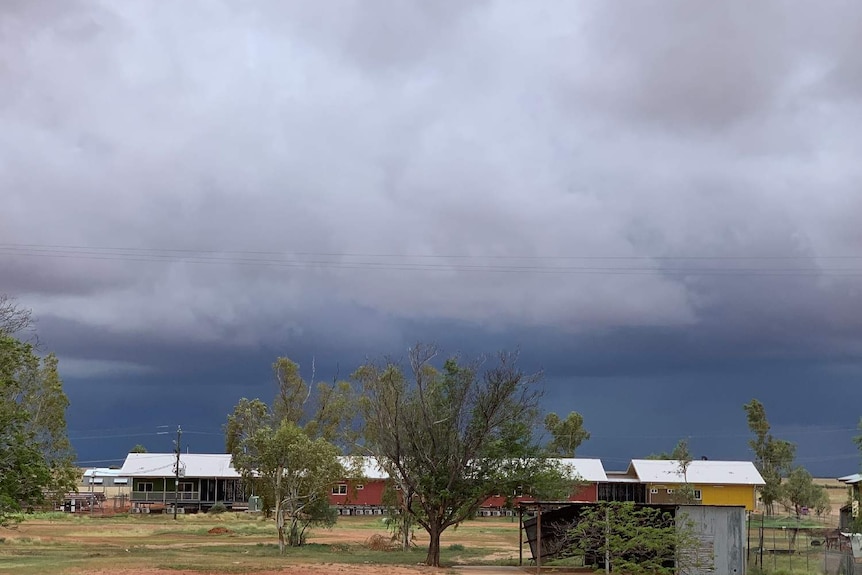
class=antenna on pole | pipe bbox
[157,424,183,520]
[173,425,182,520]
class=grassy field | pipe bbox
[2,510,851,574]
[0,512,525,574]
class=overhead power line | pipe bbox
[2,243,861,277]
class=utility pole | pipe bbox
[173,425,182,520]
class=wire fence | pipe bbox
[747,514,859,574]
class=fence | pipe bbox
[747,514,859,574]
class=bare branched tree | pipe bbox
[0,294,33,336]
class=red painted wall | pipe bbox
[328,480,597,508]
[328,479,387,507]
[479,483,597,508]
[568,483,597,502]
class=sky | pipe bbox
[1,1,861,476]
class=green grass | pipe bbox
[749,514,829,530]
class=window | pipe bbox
[137,481,154,492]
[114,478,129,485]
[332,484,347,495]
[650,488,658,494]
[178,482,194,493]
[694,489,702,501]
[355,484,364,490]
[89,478,104,485]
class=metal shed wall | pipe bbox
[677,504,745,575]
[521,503,745,574]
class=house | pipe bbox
[81,467,131,495]
[117,453,245,512]
[325,457,608,516]
[599,469,648,503]
[482,458,609,512]
[608,459,765,511]
[328,456,389,515]
[838,472,861,531]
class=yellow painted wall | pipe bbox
[698,484,756,510]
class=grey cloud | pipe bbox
[2,1,862,474]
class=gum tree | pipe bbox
[225,357,353,551]
[354,344,572,567]
[1,298,76,524]
[744,399,795,514]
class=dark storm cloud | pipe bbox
[2,1,862,473]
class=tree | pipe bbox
[671,439,698,505]
[643,440,698,503]
[130,444,148,453]
[781,467,828,519]
[16,351,77,503]
[850,418,862,532]
[225,357,353,551]
[0,294,32,337]
[744,399,796,515]
[354,344,572,566]
[234,420,342,551]
[1,332,76,525]
[568,501,702,575]
[544,411,590,457]
[271,357,356,447]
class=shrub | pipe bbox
[208,502,227,514]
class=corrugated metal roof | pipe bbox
[555,458,608,482]
[335,456,607,482]
[630,459,765,486]
[338,456,388,480]
[118,453,241,478]
[603,473,641,483]
[838,473,862,484]
[83,467,128,478]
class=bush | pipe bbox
[208,502,227,514]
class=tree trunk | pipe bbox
[401,494,412,551]
[276,466,285,554]
[277,507,285,554]
[401,516,410,551]
[426,526,442,567]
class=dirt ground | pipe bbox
[2,514,528,575]
[79,567,440,575]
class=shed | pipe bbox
[522,502,746,575]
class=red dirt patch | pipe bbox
[206,527,233,535]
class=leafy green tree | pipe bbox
[643,439,697,503]
[225,357,353,551]
[233,420,342,551]
[544,411,590,457]
[855,417,862,455]
[0,299,76,525]
[354,344,572,567]
[130,444,148,453]
[17,351,77,504]
[781,467,828,519]
[271,357,356,447]
[672,439,698,504]
[568,501,702,575]
[1,337,51,524]
[744,399,796,515]
[849,419,862,532]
